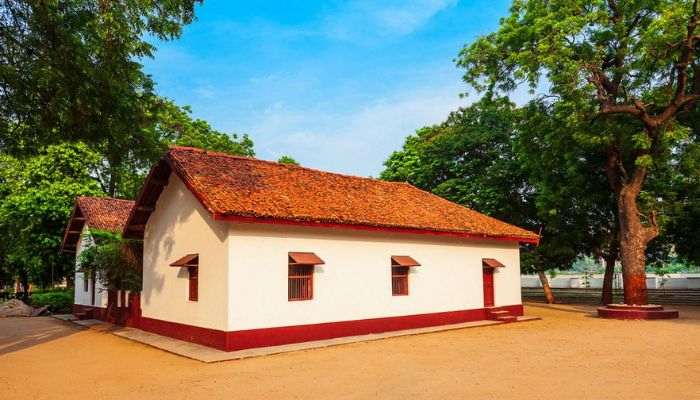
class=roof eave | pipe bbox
[60,201,86,253]
[212,213,540,244]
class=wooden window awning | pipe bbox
[288,252,325,265]
[482,258,505,268]
[170,254,199,267]
[391,255,421,267]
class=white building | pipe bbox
[61,196,135,318]
[115,146,538,351]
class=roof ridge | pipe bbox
[77,195,135,203]
[168,146,410,187]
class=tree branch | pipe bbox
[643,210,660,243]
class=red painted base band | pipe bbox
[137,304,524,351]
[138,316,229,350]
[72,304,107,320]
[597,304,679,320]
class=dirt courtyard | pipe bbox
[1,303,699,400]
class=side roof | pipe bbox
[124,146,539,244]
[61,196,135,253]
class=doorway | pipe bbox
[483,267,495,307]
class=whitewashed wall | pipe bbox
[141,175,230,330]
[227,223,522,331]
[73,225,107,308]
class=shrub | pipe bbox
[30,290,73,313]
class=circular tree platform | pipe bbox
[597,304,679,320]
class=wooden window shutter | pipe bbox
[188,266,198,301]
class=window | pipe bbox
[188,267,198,302]
[287,252,324,301]
[390,256,420,296]
[288,264,313,301]
[170,254,199,302]
[391,266,409,296]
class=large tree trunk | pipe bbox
[617,185,656,305]
[601,254,616,305]
[537,269,555,304]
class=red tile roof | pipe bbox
[61,197,135,252]
[125,147,538,243]
[76,197,134,232]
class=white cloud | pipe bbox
[322,0,459,40]
[247,79,467,177]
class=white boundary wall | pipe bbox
[521,273,700,289]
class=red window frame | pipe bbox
[288,264,313,301]
[392,266,409,296]
[188,266,198,302]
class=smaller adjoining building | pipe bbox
[61,196,134,319]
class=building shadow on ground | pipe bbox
[0,317,84,355]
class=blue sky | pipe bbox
[143,0,513,176]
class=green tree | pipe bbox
[458,0,700,305]
[518,100,619,304]
[277,155,299,165]
[78,229,142,323]
[0,0,202,194]
[78,230,142,293]
[655,133,700,265]
[0,142,103,298]
[115,100,255,198]
[383,98,577,303]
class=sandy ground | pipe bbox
[1,303,699,400]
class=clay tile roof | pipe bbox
[75,197,134,232]
[128,146,537,243]
[61,196,135,252]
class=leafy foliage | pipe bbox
[0,1,257,289]
[0,0,201,150]
[78,230,142,293]
[0,0,203,196]
[277,155,299,165]
[0,142,103,288]
[382,97,584,273]
[382,97,532,225]
[30,289,73,313]
[116,100,255,198]
[456,0,700,302]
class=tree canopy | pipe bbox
[381,97,620,300]
[0,142,103,291]
[456,0,700,305]
[0,0,256,290]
